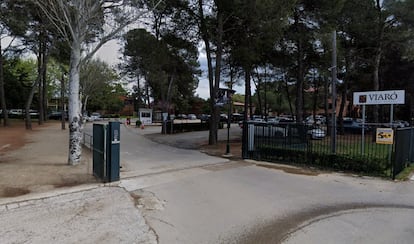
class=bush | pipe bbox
[256,145,389,177]
[165,121,224,134]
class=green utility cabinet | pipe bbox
[92,122,120,182]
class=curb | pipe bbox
[0,183,101,210]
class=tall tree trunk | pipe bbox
[296,37,304,123]
[373,0,384,124]
[68,40,83,165]
[0,42,9,126]
[145,79,150,107]
[29,42,45,129]
[37,33,47,125]
[42,51,48,122]
[198,0,223,145]
[294,10,304,123]
[242,69,250,159]
[211,5,224,145]
[38,77,43,125]
[245,69,252,120]
[25,76,40,130]
[162,75,174,134]
[253,75,262,117]
[283,75,294,118]
[338,47,352,134]
[61,71,66,130]
[136,71,141,109]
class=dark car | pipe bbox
[48,111,68,120]
[198,114,210,121]
[340,118,370,133]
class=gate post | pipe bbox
[106,122,120,182]
[93,124,105,180]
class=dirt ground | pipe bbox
[0,121,97,198]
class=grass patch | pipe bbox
[395,163,414,181]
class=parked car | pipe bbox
[304,115,326,126]
[48,111,67,120]
[267,116,286,124]
[176,114,187,119]
[383,120,410,128]
[395,120,410,127]
[198,114,210,121]
[231,113,243,122]
[340,117,370,133]
[90,112,102,121]
[220,113,228,122]
[8,109,23,118]
[187,114,197,120]
[307,127,326,139]
[28,110,39,117]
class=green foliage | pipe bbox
[395,163,414,181]
[3,57,37,108]
[0,0,30,38]
[87,82,126,113]
[257,145,390,177]
[122,28,199,111]
[80,59,123,113]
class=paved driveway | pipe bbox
[83,122,231,178]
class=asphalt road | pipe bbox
[128,162,414,244]
[110,122,414,244]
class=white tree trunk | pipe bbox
[68,41,83,165]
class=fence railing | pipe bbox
[394,127,414,178]
[242,121,407,178]
[82,132,93,150]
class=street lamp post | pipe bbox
[226,95,232,155]
[216,87,235,156]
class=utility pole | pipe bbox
[331,30,337,154]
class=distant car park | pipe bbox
[48,111,67,120]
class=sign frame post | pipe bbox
[353,90,405,177]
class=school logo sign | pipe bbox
[353,90,405,105]
[376,128,394,145]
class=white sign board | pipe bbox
[138,108,152,125]
[353,90,405,105]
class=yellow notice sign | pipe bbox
[376,128,394,144]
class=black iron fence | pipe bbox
[242,121,412,179]
[394,127,414,177]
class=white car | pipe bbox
[87,112,102,121]
[307,128,326,139]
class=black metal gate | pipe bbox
[394,127,414,178]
